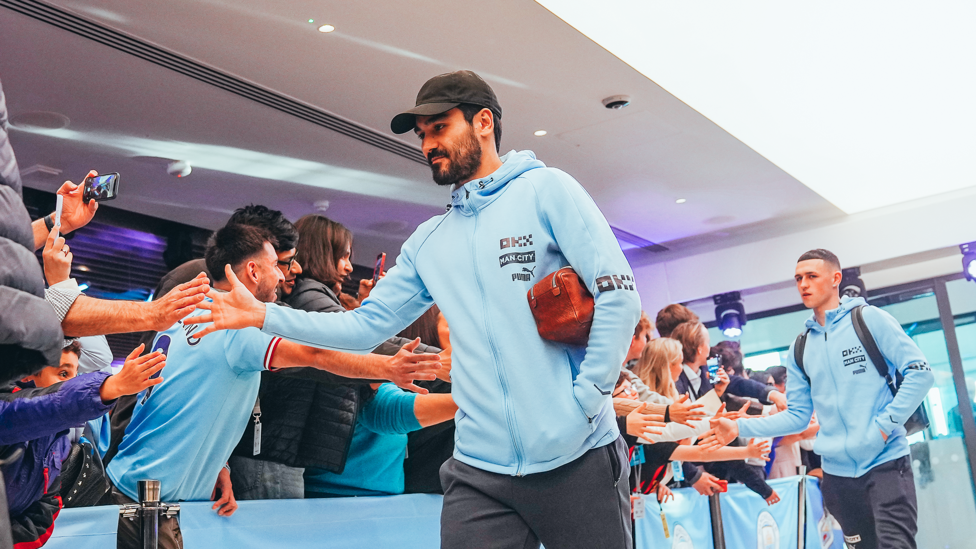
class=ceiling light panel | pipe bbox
[536,1,976,214]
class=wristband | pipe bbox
[43,212,55,232]
[664,405,671,423]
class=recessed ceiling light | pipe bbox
[308,19,314,23]
[77,265,90,272]
[675,198,686,204]
[534,130,547,137]
[318,24,335,33]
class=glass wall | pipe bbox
[708,278,976,548]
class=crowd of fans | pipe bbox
[1,75,821,549]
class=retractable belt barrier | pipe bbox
[43,477,843,549]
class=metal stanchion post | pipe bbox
[709,493,726,549]
[140,480,161,549]
[118,479,180,549]
[796,466,807,549]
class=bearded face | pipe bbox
[426,122,483,187]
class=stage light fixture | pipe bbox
[714,291,746,338]
[962,242,976,283]
[840,267,867,298]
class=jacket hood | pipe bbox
[449,150,545,215]
[804,296,867,333]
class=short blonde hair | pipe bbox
[634,338,682,401]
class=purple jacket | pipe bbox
[0,372,113,516]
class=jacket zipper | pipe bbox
[823,328,858,474]
[471,204,525,476]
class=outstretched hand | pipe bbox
[386,338,441,394]
[668,394,706,426]
[746,438,771,461]
[627,402,666,442]
[150,272,211,331]
[185,265,266,338]
[698,416,740,451]
[99,344,166,402]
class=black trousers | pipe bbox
[439,436,632,549]
[821,455,918,549]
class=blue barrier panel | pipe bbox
[720,476,802,549]
[38,480,846,548]
[180,493,442,548]
[637,487,714,549]
[44,505,119,549]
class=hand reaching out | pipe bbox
[699,417,740,451]
[99,344,166,402]
[385,338,441,394]
[436,349,452,383]
[42,223,72,286]
[768,390,788,412]
[657,483,674,504]
[746,438,771,461]
[150,272,211,331]
[211,467,238,517]
[185,265,265,338]
[668,394,706,426]
[765,490,781,506]
[626,402,666,442]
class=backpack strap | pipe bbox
[850,305,898,397]
[793,330,810,382]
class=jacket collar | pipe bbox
[803,296,867,333]
[449,150,545,216]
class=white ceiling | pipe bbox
[1,0,840,264]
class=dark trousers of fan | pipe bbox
[821,455,918,549]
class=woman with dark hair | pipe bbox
[285,215,445,498]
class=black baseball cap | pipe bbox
[390,70,502,135]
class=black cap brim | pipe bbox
[390,102,461,134]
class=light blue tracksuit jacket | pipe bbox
[738,297,934,478]
[261,150,641,476]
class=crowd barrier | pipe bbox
[44,476,842,549]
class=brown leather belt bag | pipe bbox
[527,267,594,346]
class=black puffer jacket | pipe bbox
[231,277,440,472]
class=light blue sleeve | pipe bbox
[738,339,814,438]
[76,335,114,375]
[359,384,421,435]
[224,327,278,374]
[862,306,935,436]
[262,230,434,353]
[533,170,642,420]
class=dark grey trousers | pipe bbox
[821,455,918,549]
[439,436,632,549]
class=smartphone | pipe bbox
[707,356,722,384]
[373,253,386,282]
[54,194,63,232]
[83,172,120,203]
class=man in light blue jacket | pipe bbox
[188,70,642,549]
[704,249,934,549]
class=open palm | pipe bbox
[184,264,266,338]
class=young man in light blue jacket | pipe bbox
[188,70,642,549]
[704,249,934,549]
